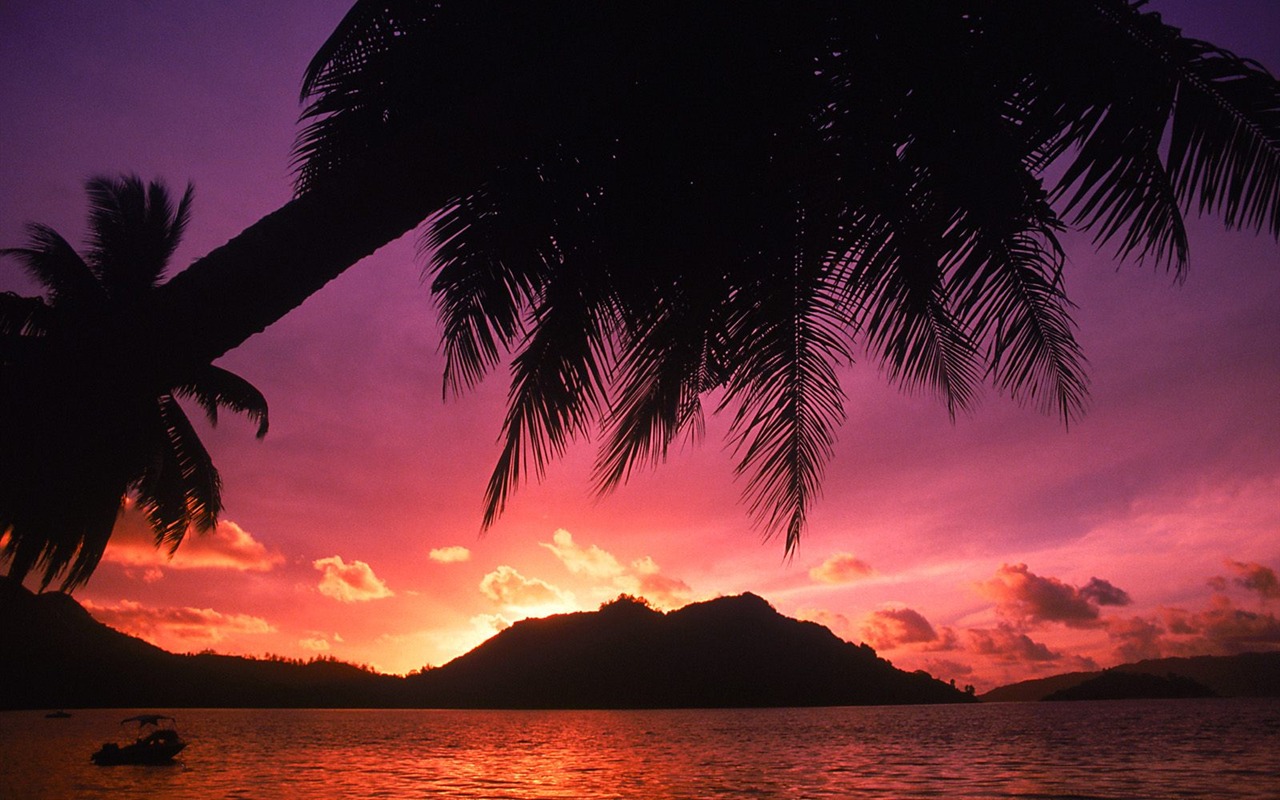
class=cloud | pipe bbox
[1166,595,1280,654]
[809,552,874,585]
[538,530,693,610]
[541,529,624,578]
[429,546,472,564]
[966,625,1060,662]
[614,570,693,611]
[299,637,331,652]
[795,608,857,642]
[82,599,273,645]
[922,658,975,680]
[104,502,283,573]
[1106,615,1165,663]
[980,563,1130,629]
[860,607,943,650]
[314,556,394,603]
[479,565,572,608]
[1079,578,1133,607]
[471,613,512,635]
[1224,560,1280,600]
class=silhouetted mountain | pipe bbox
[406,594,972,707]
[0,576,402,709]
[1043,671,1216,701]
[2,579,970,709]
[981,652,1280,702]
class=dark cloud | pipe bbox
[981,563,1131,629]
[1080,578,1133,607]
[1225,560,1280,601]
[966,625,1060,662]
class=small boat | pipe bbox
[90,714,187,766]
[44,710,72,718]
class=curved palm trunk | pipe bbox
[148,143,467,369]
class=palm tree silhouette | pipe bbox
[0,176,268,589]
[3,1,1279,586]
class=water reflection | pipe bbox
[1,700,1276,799]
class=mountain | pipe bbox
[406,594,971,707]
[0,579,970,709]
[981,652,1280,702]
[0,575,406,709]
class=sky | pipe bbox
[1,1,1278,691]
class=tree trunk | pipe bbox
[146,142,465,371]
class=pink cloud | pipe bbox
[616,570,693,611]
[314,556,394,603]
[922,658,975,680]
[795,608,857,642]
[980,563,1130,629]
[479,565,571,608]
[82,598,273,644]
[860,607,943,650]
[808,552,874,584]
[104,503,282,572]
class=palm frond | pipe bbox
[0,292,54,339]
[86,175,193,299]
[593,287,725,492]
[134,395,222,553]
[0,224,102,307]
[719,252,851,553]
[426,176,558,397]
[1164,37,1280,237]
[173,363,270,438]
[481,268,615,529]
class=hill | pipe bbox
[0,576,405,709]
[407,594,971,707]
[1,579,971,709]
[981,652,1280,702]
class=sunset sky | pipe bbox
[2,1,1277,691]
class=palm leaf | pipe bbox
[0,224,102,307]
[720,249,851,552]
[86,175,193,299]
[1164,37,1280,237]
[173,363,270,438]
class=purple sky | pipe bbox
[1,1,1278,687]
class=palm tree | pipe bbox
[4,1,1280,587]
[0,176,268,589]
[302,1,1280,548]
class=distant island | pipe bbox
[1042,671,1216,701]
[981,651,1280,702]
[0,577,968,709]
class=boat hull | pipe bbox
[90,740,186,766]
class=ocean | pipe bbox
[2,699,1277,799]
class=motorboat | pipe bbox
[90,714,187,765]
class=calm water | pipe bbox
[2,700,1277,799]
